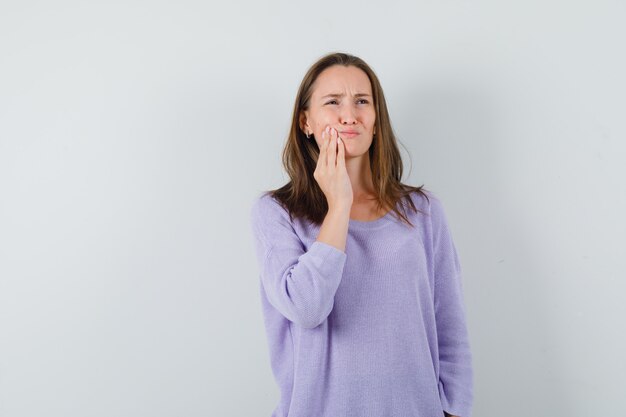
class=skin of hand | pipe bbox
[313,126,353,252]
[313,126,353,209]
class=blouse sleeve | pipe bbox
[249,194,348,329]
[430,195,474,417]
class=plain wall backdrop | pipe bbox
[1,1,624,416]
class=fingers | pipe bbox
[318,129,328,168]
[317,126,331,167]
[317,126,342,171]
[328,127,337,167]
[336,133,345,169]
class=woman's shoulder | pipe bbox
[409,189,455,234]
[404,187,440,213]
[251,190,276,210]
[250,191,292,226]
[401,188,453,231]
[251,189,278,212]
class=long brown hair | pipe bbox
[262,51,430,227]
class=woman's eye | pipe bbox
[325,99,369,105]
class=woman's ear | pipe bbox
[299,111,311,135]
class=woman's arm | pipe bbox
[430,195,474,417]
[250,195,348,329]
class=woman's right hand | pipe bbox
[313,126,353,210]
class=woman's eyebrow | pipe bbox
[321,93,372,99]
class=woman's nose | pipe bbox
[340,106,357,124]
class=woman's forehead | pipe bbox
[313,66,372,96]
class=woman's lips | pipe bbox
[339,131,359,138]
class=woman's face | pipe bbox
[301,65,376,157]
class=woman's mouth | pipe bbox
[339,131,359,138]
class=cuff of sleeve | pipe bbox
[439,380,472,417]
[309,240,347,259]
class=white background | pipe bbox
[1,1,624,416]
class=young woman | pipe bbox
[250,52,473,417]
